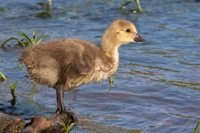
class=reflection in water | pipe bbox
[123,63,200,90]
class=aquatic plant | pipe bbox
[10,82,17,105]
[135,0,143,12]
[119,0,143,14]
[32,81,39,92]
[119,1,131,14]
[108,75,117,86]
[0,6,5,11]
[62,115,75,133]
[18,64,23,71]
[36,0,52,18]
[194,121,200,133]
[63,122,75,133]
[1,30,49,48]
[0,72,6,81]
[94,35,102,38]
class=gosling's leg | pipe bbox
[55,86,78,123]
[56,86,66,114]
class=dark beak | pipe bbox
[134,34,145,42]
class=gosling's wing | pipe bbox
[19,38,98,87]
[56,41,98,86]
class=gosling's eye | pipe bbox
[126,29,131,33]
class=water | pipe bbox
[0,0,200,132]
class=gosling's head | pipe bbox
[104,19,144,46]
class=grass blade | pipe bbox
[10,82,17,105]
[0,37,25,48]
[195,121,200,133]
[35,35,49,44]
[121,1,131,8]
[65,123,75,133]
[1,30,48,47]
[135,0,143,12]
[15,31,33,44]
[0,72,6,80]
[32,30,36,41]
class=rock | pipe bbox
[0,113,26,133]
[0,112,77,133]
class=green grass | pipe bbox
[63,122,75,133]
[108,75,117,86]
[36,12,52,18]
[10,82,17,105]
[62,115,75,133]
[18,64,23,71]
[119,1,132,14]
[1,29,48,48]
[119,0,143,14]
[0,6,5,11]
[194,121,200,133]
[135,0,143,12]
[36,0,52,18]
[0,72,6,81]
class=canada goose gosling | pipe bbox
[20,19,144,114]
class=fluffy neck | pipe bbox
[101,30,120,63]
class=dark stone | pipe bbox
[0,112,76,133]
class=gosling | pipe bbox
[19,19,144,114]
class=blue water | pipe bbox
[0,0,200,132]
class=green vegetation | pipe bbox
[135,0,143,12]
[18,64,23,71]
[10,82,17,105]
[0,72,6,81]
[194,121,200,133]
[119,1,131,14]
[1,30,48,48]
[108,75,117,86]
[119,0,143,14]
[36,0,52,18]
[94,35,102,38]
[63,115,75,133]
[0,6,5,11]
[63,122,75,133]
